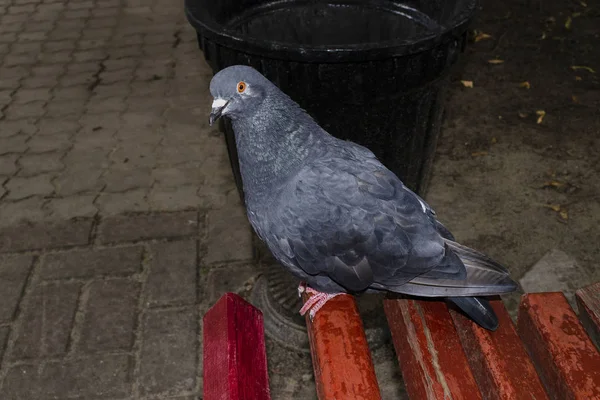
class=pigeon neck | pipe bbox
[232,93,326,201]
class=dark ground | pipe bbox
[430,0,600,310]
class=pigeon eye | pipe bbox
[237,81,247,93]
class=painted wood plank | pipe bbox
[450,297,549,400]
[518,292,600,400]
[203,292,271,400]
[383,297,483,400]
[302,292,382,400]
[575,281,600,350]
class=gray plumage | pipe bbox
[209,65,518,330]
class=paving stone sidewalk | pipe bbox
[0,211,259,400]
[0,0,273,398]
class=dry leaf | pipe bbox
[471,151,488,157]
[544,204,562,212]
[565,16,572,30]
[572,95,580,103]
[541,32,547,40]
[543,181,564,188]
[475,32,493,42]
[488,59,505,64]
[518,112,529,118]
[575,76,582,81]
[559,209,569,220]
[461,80,474,88]
[570,65,595,73]
[536,110,546,124]
[519,81,531,89]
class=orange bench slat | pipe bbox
[575,281,600,350]
[450,297,549,400]
[302,293,382,400]
[203,293,271,400]
[517,292,600,400]
[383,298,483,400]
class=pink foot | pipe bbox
[297,282,343,320]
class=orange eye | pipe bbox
[237,81,247,93]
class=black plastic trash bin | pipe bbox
[185,0,476,196]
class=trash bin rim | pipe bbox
[184,0,477,63]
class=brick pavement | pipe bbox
[0,211,260,400]
[0,0,272,398]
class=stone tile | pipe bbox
[93,82,131,98]
[0,326,8,363]
[53,168,104,196]
[43,195,98,220]
[10,41,43,54]
[0,154,19,175]
[0,120,37,138]
[94,189,150,215]
[0,197,46,227]
[13,88,52,104]
[72,129,116,150]
[27,133,72,153]
[0,90,12,108]
[17,152,64,176]
[62,148,110,170]
[152,166,205,188]
[37,355,132,398]
[102,167,153,192]
[32,64,65,77]
[148,186,202,211]
[157,145,207,164]
[41,246,142,279]
[20,75,59,89]
[204,206,254,264]
[204,264,261,305]
[147,240,197,307]
[37,50,71,64]
[3,53,37,67]
[98,211,199,243]
[4,101,46,119]
[0,364,39,400]
[109,143,157,168]
[0,254,33,323]
[52,85,91,101]
[44,39,77,52]
[0,134,28,155]
[80,279,140,352]
[66,61,98,74]
[37,118,79,136]
[11,281,81,359]
[0,218,93,252]
[86,97,127,114]
[45,99,86,117]
[139,308,197,396]
[5,174,55,200]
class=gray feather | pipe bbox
[209,65,519,330]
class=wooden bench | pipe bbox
[203,282,600,400]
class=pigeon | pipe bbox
[208,65,518,331]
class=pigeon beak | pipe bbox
[209,98,229,126]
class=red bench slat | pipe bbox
[203,293,271,400]
[575,281,600,349]
[517,292,600,400]
[450,297,549,400]
[302,293,382,400]
[383,298,483,400]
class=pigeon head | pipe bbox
[208,65,274,126]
